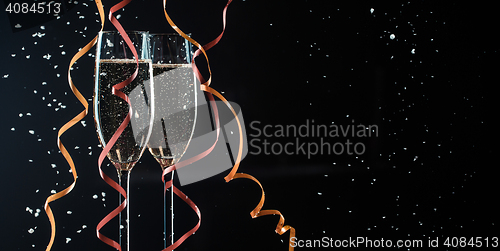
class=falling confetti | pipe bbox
[6,2,494,250]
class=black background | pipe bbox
[0,0,497,250]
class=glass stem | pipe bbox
[170,170,175,248]
[163,170,175,248]
[164,170,175,249]
[163,179,167,248]
[164,169,175,249]
[118,170,131,251]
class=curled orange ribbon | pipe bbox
[163,0,296,250]
[43,1,105,250]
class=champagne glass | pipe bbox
[148,33,196,249]
[94,30,154,251]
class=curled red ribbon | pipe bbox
[95,0,140,250]
[43,1,105,250]
[161,175,201,251]
[158,91,219,250]
[163,0,296,250]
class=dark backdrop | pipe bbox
[0,1,497,250]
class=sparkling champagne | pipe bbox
[148,64,196,168]
[94,59,154,171]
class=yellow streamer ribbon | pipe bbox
[43,1,105,250]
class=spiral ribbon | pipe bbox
[43,1,105,250]
[95,0,143,250]
[158,96,218,251]
[163,0,296,250]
